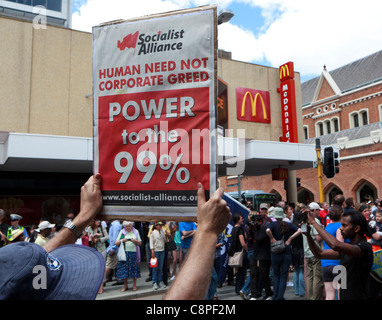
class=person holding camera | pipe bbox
[302,202,324,300]
[115,221,142,292]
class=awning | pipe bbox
[217,137,316,177]
[0,132,316,176]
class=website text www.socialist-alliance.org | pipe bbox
[102,191,197,206]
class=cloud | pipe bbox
[72,0,382,80]
[243,0,382,78]
[72,0,180,32]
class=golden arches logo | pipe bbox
[279,64,290,80]
[241,91,268,120]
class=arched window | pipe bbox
[350,109,369,128]
[303,126,309,140]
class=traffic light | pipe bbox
[323,146,340,178]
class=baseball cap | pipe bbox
[259,203,268,209]
[308,202,321,210]
[36,221,55,232]
[0,242,105,300]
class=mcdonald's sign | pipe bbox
[279,62,298,143]
[272,168,288,181]
[236,87,271,123]
[279,62,294,81]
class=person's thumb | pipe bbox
[197,182,206,207]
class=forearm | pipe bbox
[305,232,324,259]
[164,230,217,300]
[311,221,339,250]
[43,214,89,252]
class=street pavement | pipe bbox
[96,260,307,301]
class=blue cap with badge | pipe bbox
[0,242,105,300]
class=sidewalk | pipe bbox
[96,260,169,300]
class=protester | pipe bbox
[34,221,55,247]
[88,219,109,258]
[266,207,301,300]
[168,222,179,281]
[302,202,324,300]
[150,221,167,290]
[99,219,122,293]
[290,206,305,297]
[178,220,197,262]
[304,209,374,300]
[320,205,344,300]
[249,214,273,300]
[0,209,9,247]
[227,213,248,295]
[115,221,142,292]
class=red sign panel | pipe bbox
[279,62,298,143]
[98,87,210,198]
[236,87,271,123]
[272,168,288,181]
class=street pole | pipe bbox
[315,138,324,203]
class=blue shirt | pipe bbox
[106,220,122,255]
[178,222,197,249]
[321,222,341,267]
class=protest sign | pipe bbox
[93,6,217,221]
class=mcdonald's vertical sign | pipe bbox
[279,62,298,143]
[236,87,271,123]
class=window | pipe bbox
[333,118,339,132]
[361,110,368,125]
[325,121,331,134]
[353,113,359,127]
[350,109,369,128]
[316,122,324,136]
[4,0,62,12]
[303,126,309,140]
[46,0,62,12]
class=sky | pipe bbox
[71,0,382,83]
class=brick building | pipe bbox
[299,50,382,204]
[221,50,382,205]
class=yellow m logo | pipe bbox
[241,91,268,120]
[279,65,289,80]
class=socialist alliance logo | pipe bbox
[117,31,139,51]
[117,29,185,55]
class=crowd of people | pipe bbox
[1,186,382,300]
[227,195,382,300]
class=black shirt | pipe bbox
[339,238,373,300]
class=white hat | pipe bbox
[10,214,22,221]
[308,202,321,210]
[36,221,55,232]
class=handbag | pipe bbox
[117,243,126,261]
[228,250,244,267]
[150,257,158,268]
[270,236,286,254]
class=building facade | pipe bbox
[221,50,382,205]
[0,0,72,28]
[299,50,382,204]
[1,15,315,226]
